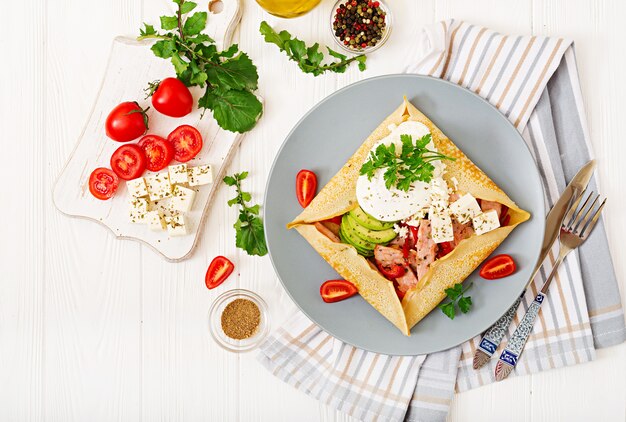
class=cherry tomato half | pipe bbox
[151,77,193,118]
[205,256,235,290]
[479,254,516,280]
[105,101,149,142]
[167,125,203,162]
[320,280,358,303]
[296,169,317,208]
[110,144,146,180]
[88,167,119,200]
[138,135,175,172]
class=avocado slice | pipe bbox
[346,214,397,244]
[339,226,374,257]
[349,207,395,230]
[340,215,376,253]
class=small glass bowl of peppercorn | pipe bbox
[208,289,270,353]
[330,0,391,54]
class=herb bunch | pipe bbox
[259,21,367,76]
[139,0,262,133]
[438,283,473,320]
[224,172,268,257]
[360,134,455,191]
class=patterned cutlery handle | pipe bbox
[473,293,524,369]
[495,292,545,381]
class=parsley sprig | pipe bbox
[138,0,262,133]
[438,283,473,320]
[259,21,367,76]
[224,172,268,257]
[360,134,455,191]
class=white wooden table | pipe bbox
[2,0,625,420]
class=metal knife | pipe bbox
[472,159,596,370]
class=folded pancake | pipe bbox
[288,98,530,335]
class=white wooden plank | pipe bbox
[43,1,144,421]
[0,0,46,420]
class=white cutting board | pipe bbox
[53,0,244,262]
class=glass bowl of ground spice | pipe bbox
[330,0,391,54]
[208,289,270,353]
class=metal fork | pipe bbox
[494,191,606,381]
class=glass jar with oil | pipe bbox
[255,0,321,18]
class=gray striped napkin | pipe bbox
[258,20,625,421]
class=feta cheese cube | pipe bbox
[393,224,408,239]
[450,193,482,224]
[168,185,196,212]
[129,198,149,224]
[145,210,166,231]
[429,210,454,243]
[472,210,501,235]
[145,173,172,201]
[188,165,213,186]
[168,164,189,185]
[166,213,188,237]
[127,178,148,198]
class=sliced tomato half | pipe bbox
[167,125,203,162]
[437,241,454,258]
[110,144,146,180]
[205,256,235,290]
[480,254,516,280]
[138,135,175,172]
[88,167,119,200]
[320,280,358,303]
[296,169,317,208]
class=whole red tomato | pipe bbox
[105,101,149,142]
[150,78,193,118]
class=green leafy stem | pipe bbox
[139,0,262,133]
[259,21,367,76]
[223,172,268,257]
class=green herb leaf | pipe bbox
[359,134,455,191]
[140,23,157,36]
[224,172,268,256]
[458,296,473,314]
[259,21,367,76]
[180,1,197,13]
[439,283,473,320]
[160,15,179,30]
[138,0,262,133]
[151,39,177,58]
[183,12,207,36]
[439,303,456,320]
[207,53,259,91]
[200,88,263,133]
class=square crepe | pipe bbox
[288,98,530,335]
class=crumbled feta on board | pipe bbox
[472,209,501,235]
[166,213,188,236]
[168,185,196,213]
[145,173,173,201]
[127,178,149,198]
[188,165,213,186]
[145,210,166,231]
[129,197,150,224]
[168,164,189,185]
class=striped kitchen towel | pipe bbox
[258,20,626,421]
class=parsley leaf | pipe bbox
[359,134,455,191]
[138,0,262,133]
[259,21,367,76]
[438,283,473,320]
[224,172,268,257]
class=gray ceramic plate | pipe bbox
[264,74,545,355]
